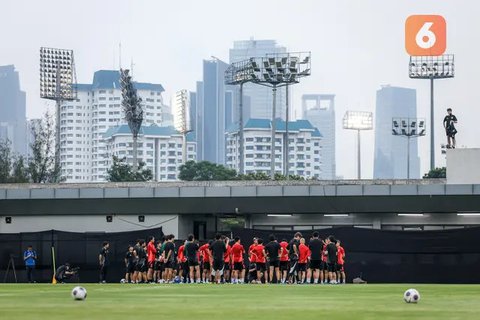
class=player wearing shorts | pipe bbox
[146,236,157,283]
[231,237,245,284]
[135,240,148,283]
[124,246,135,283]
[223,236,232,283]
[336,240,346,284]
[210,234,226,284]
[265,235,281,283]
[325,236,338,284]
[298,238,310,284]
[177,241,187,283]
[162,234,176,283]
[251,238,267,283]
[185,234,201,283]
[199,241,211,283]
[279,239,289,283]
[308,231,323,284]
[154,241,163,283]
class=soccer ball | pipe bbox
[120,278,126,284]
[71,286,87,300]
[404,288,420,303]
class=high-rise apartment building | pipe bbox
[59,70,168,182]
[226,119,322,178]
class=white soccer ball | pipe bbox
[120,278,126,284]
[71,286,87,300]
[404,288,420,303]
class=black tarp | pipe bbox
[0,227,163,283]
[233,227,480,283]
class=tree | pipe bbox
[423,167,446,179]
[11,155,29,183]
[28,111,62,183]
[107,155,153,182]
[178,161,237,181]
[0,139,13,183]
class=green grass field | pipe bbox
[0,284,479,320]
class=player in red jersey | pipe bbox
[336,240,346,284]
[199,242,211,283]
[279,238,289,283]
[223,236,232,283]
[298,238,310,284]
[177,241,187,283]
[248,237,258,264]
[146,236,157,283]
[251,238,267,283]
[231,237,245,284]
[321,238,328,284]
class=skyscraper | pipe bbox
[196,59,235,164]
[229,39,288,120]
[302,94,336,179]
[374,85,420,179]
[0,65,27,155]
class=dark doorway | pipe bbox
[194,221,207,240]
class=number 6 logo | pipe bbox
[405,15,446,56]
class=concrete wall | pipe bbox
[249,213,480,230]
[0,214,179,235]
[447,148,480,184]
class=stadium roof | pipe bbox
[228,118,322,137]
[75,70,164,92]
[103,124,195,141]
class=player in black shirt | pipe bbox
[325,236,338,284]
[162,234,176,283]
[443,108,458,148]
[210,233,226,284]
[99,241,109,283]
[288,232,302,283]
[185,234,201,283]
[308,231,324,284]
[265,234,281,283]
[124,245,135,283]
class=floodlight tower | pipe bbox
[392,118,426,179]
[225,59,256,174]
[120,69,143,171]
[409,54,454,170]
[343,111,373,179]
[251,52,311,179]
[174,90,192,164]
[39,47,77,168]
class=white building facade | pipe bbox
[59,70,168,182]
[103,125,196,181]
[226,119,322,178]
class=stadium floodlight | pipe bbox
[39,47,77,168]
[257,52,311,179]
[226,52,311,178]
[225,59,256,174]
[409,54,455,171]
[392,117,426,179]
[174,90,192,164]
[343,111,373,179]
[120,69,143,171]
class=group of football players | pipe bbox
[123,231,346,284]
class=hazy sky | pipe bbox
[1,0,479,179]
